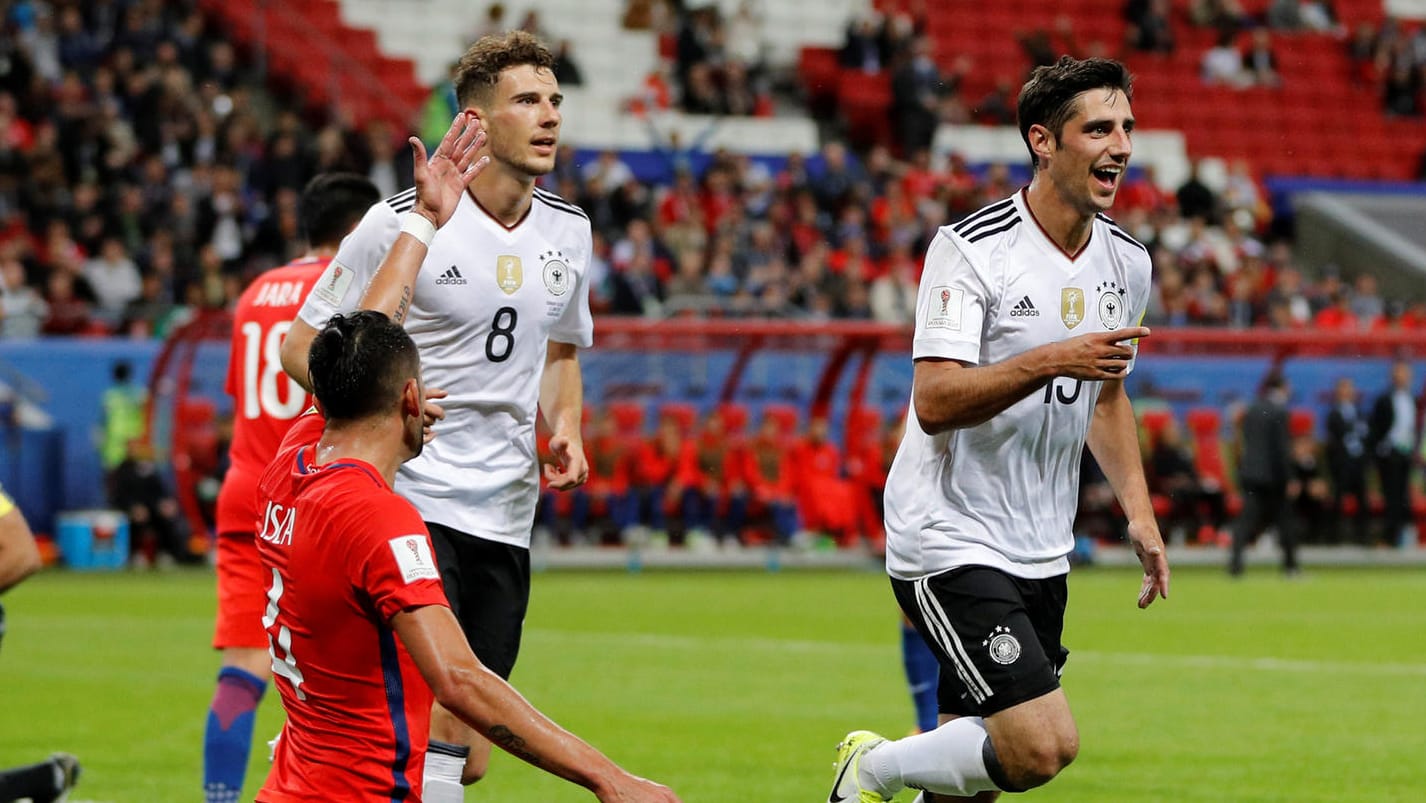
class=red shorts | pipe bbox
[212,532,268,649]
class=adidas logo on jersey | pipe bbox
[1010,296,1039,317]
[435,265,468,285]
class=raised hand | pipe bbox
[409,113,489,229]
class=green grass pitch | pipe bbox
[1,565,1423,801]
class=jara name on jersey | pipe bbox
[251,281,306,308]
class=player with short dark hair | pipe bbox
[829,55,1170,802]
[279,31,596,800]
[255,310,677,803]
[203,172,381,803]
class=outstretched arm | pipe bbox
[393,605,678,802]
[1087,379,1170,608]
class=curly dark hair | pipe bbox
[1017,56,1134,172]
[454,30,556,108]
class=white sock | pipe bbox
[422,740,468,803]
[859,716,998,797]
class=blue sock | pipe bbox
[204,666,266,803]
[901,621,941,733]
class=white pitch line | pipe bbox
[526,629,1426,677]
[1072,650,1426,677]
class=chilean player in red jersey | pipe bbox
[203,173,382,803]
[254,310,679,803]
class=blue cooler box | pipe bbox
[56,510,129,571]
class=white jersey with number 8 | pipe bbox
[296,186,594,547]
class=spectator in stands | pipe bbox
[82,236,142,327]
[610,222,668,317]
[517,9,553,44]
[1175,160,1218,223]
[579,409,635,544]
[1150,416,1220,544]
[724,0,769,77]
[111,437,195,567]
[974,76,1017,125]
[810,142,867,214]
[1382,59,1419,116]
[869,244,918,324]
[1313,287,1358,329]
[1124,0,1176,53]
[1299,0,1342,33]
[1230,373,1299,576]
[1242,29,1282,87]
[741,413,799,545]
[1202,30,1250,87]
[627,414,684,543]
[674,411,742,547]
[1267,0,1304,29]
[1368,359,1417,547]
[552,39,584,86]
[0,256,46,338]
[470,3,507,43]
[840,13,884,73]
[890,35,944,158]
[1349,273,1384,327]
[1289,423,1331,543]
[41,271,94,335]
[1324,377,1371,545]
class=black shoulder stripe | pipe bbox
[385,188,418,214]
[967,216,1021,243]
[1108,227,1148,253]
[957,206,1018,240]
[535,194,589,220]
[533,186,576,206]
[953,197,1015,235]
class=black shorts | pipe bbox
[427,522,531,680]
[892,566,1069,718]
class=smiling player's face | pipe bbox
[1039,88,1134,217]
[474,64,563,178]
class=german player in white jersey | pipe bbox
[828,56,1171,803]
[279,32,593,801]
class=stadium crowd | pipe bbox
[5,0,1426,343]
[3,1,1425,555]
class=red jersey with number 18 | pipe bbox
[217,256,330,536]
[254,414,450,803]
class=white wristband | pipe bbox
[400,213,436,247]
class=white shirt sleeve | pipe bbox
[913,229,992,365]
[549,221,595,348]
[1121,248,1153,376]
[296,203,401,329]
